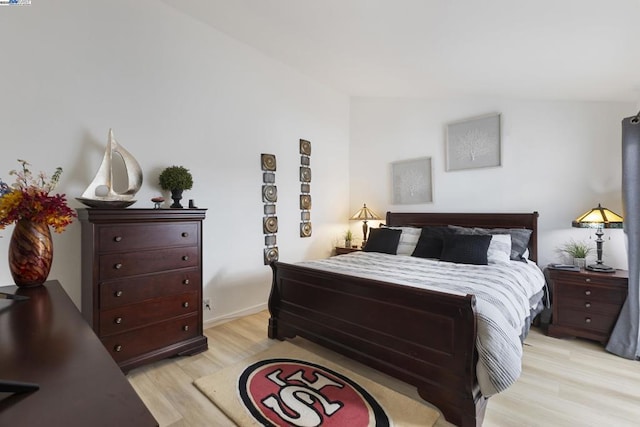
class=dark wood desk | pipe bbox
[0,280,157,427]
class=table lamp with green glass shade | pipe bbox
[572,203,623,273]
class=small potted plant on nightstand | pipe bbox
[344,230,353,248]
[159,166,193,208]
[559,239,593,268]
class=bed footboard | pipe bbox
[269,261,486,427]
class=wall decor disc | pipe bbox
[261,154,277,171]
[300,222,312,237]
[263,216,278,234]
[299,167,311,183]
[262,185,278,203]
[299,194,312,210]
[299,139,311,156]
[263,247,279,264]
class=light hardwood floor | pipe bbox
[128,311,640,426]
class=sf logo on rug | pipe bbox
[239,358,389,426]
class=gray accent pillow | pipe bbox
[449,225,532,261]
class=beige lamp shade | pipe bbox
[349,204,381,246]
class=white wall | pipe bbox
[0,0,350,322]
[350,97,633,269]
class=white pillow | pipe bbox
[385,226,421,255]
[487,234,512,264]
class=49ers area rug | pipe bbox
[193,340,440,427]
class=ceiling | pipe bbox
[162,0,640,102]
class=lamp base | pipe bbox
[586,263,615,273]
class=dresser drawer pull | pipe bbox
[182,255,189,261]
[584,302,591,308]
[114,345,123,352]
[183,302,189,308]
[585,317,592,323]
[183,279,190,285]
[183,325,189,331]
[114,263,123,270]
[585,278,591,283]
[114,290,123,297]
[182,232,189,238]
[114,317,123,324]
[113,236,122,242]
[584,290,591,296]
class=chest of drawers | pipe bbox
[547,268,628,344]
[79,208,208,372]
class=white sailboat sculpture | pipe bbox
[76,129,143,208]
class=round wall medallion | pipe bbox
[300,194,311,210]
[261,154,277,171]
[263,216,278,234]
[262,185,278,203]
[299,139,311,156]
[300,167,311,183]
[300,222,312,237]
[263,247,279,264]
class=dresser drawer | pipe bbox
[99,292,199,336]
[99,269,200,309]
[555,282,626,306]
[556,308,619,333]
[101,313,199,363]
[98,222,198,252]
[100,246,199,280]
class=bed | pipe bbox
[268,211,542,426]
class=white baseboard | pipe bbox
[203,302,268,329]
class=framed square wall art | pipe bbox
[391,157,433,205]
[446,113,501,171]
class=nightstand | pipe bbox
[547,268,628,344]
[335,246,361,255]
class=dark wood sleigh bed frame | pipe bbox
[268,211,539,426]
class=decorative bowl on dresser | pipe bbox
[547,268,628,344]
[78,208,208,372]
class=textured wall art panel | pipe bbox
[261,153,278,264]
[299,139,312,237]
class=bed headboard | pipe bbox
[386,211,539,263]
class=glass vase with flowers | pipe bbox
[0,160,76,286]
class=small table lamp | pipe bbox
[349,203,381,248]
[572,203,623,272]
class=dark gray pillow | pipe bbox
[440,234,492,265]
[411,226,456,259]
[363,227,402,254]
[449,225,532,261]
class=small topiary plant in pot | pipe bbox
[159,166,193,208]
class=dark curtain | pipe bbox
[606,115,640,359]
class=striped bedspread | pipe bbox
[297,252,546,396]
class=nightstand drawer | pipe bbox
[555,282,626,306]
[556,308,619,333]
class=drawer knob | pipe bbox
[183,302,189,308]
[182,255,189,261]
[584,290,591,296]
[585,302,591,308]
[114,263,123,270]
[182,232,189,238]
[183,325,189,331]
[183,279,190,285]
[114,345,122,352]
[115,290,123,297]
[585,317,592,323]
[114,236,122,242]
[585,278,591,283]
[115,317,123,324]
